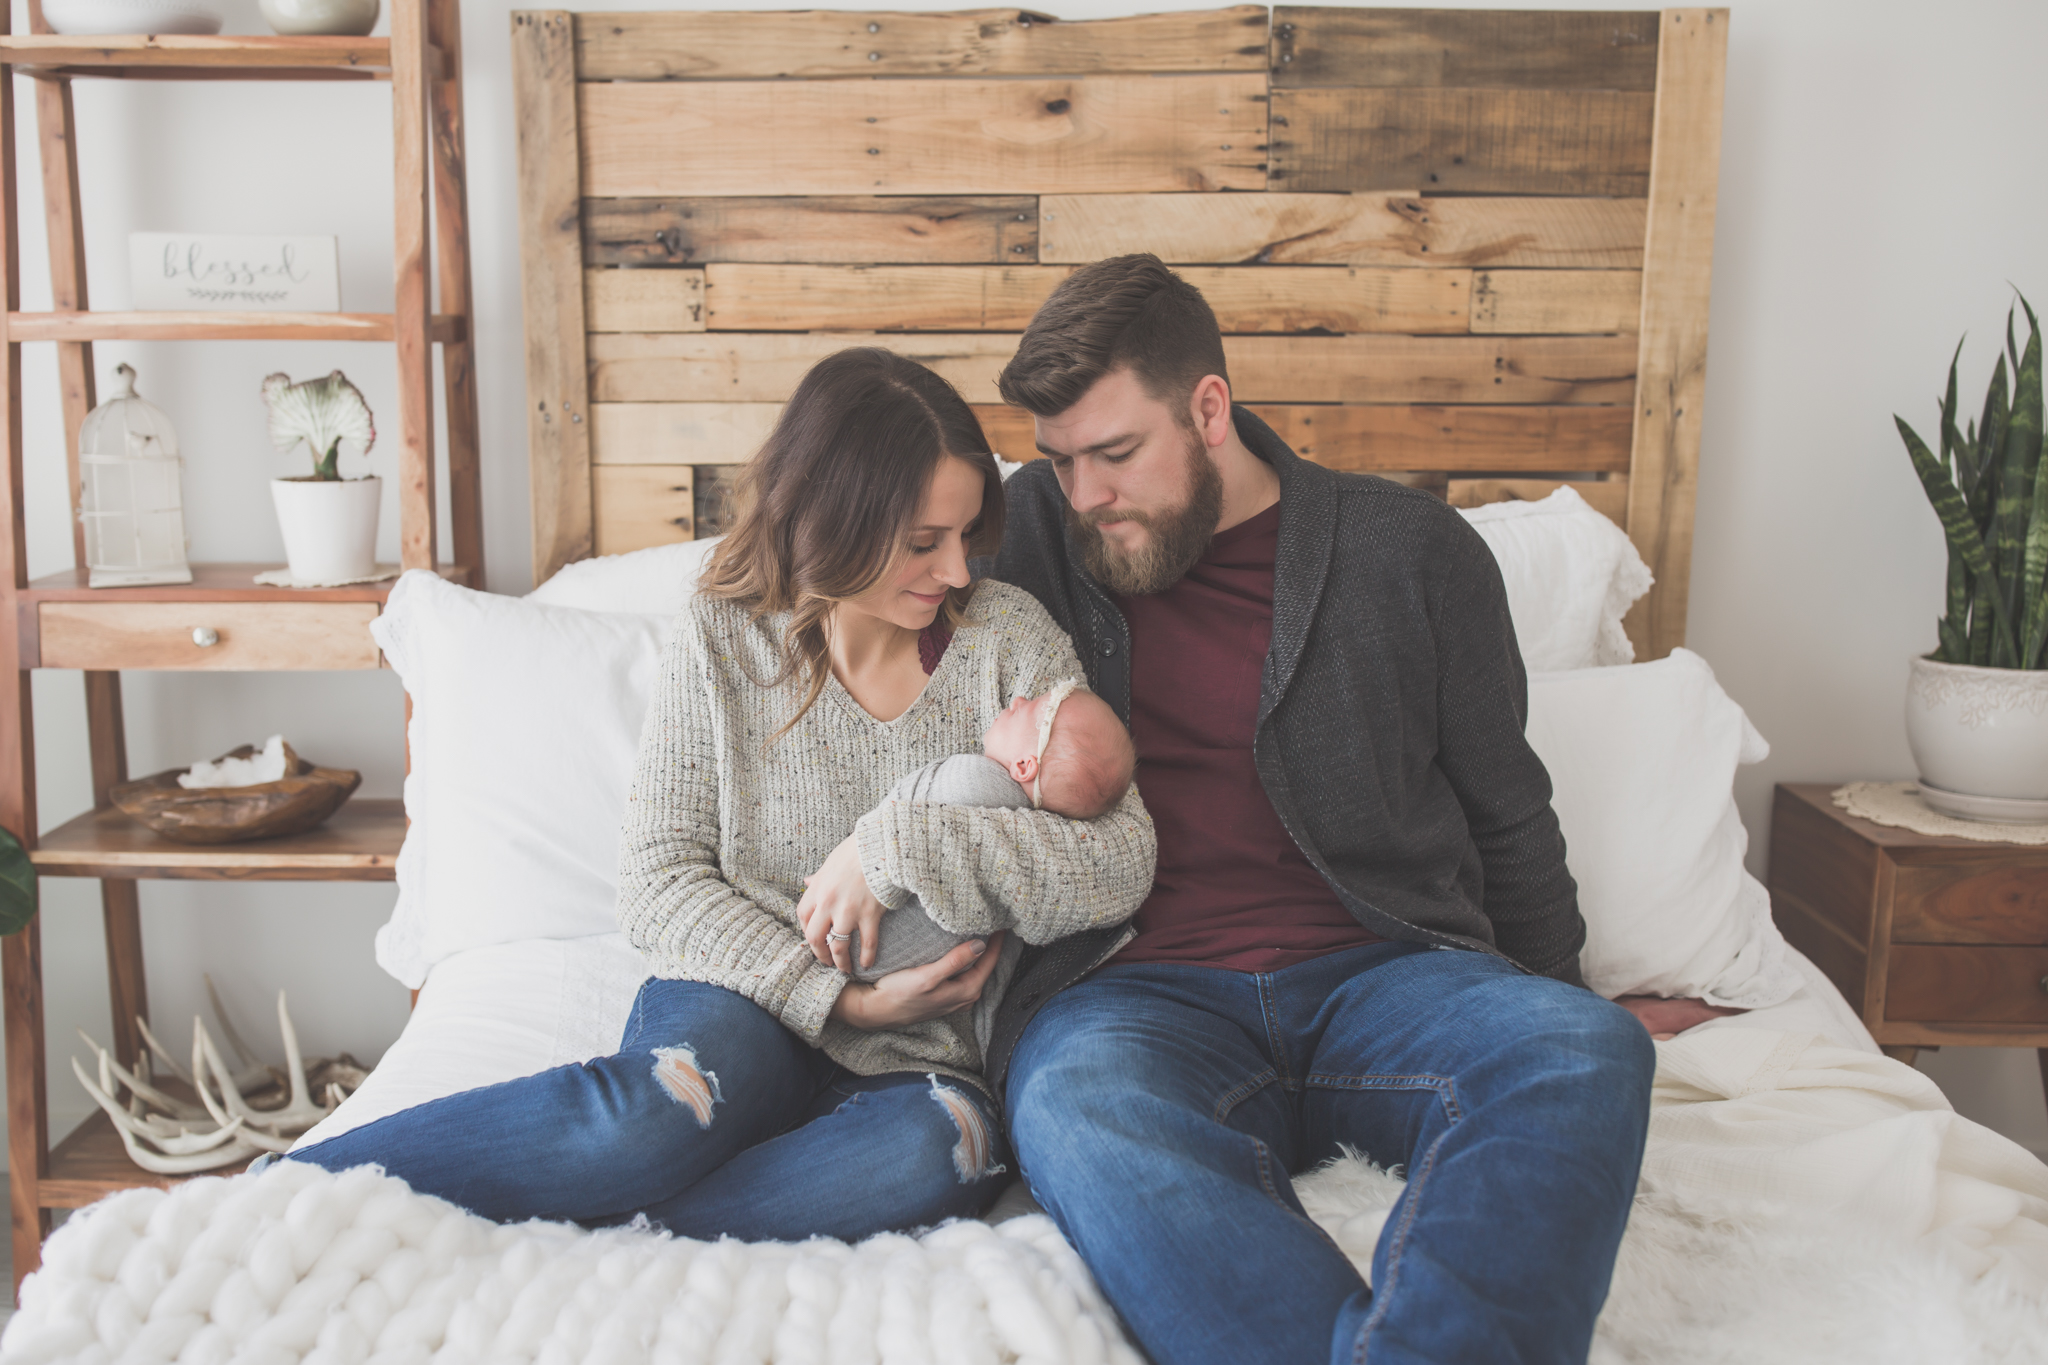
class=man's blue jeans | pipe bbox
[1005,942,1654,1365]
[292,978,1011,1240]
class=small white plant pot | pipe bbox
[1904,655,2048,819]
[271,476,380,586]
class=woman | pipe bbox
[294,348,1156,1240]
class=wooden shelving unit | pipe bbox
[0,0,481,1288]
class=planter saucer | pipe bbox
[1915,780,2048,826]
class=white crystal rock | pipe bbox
[179,735,288,789]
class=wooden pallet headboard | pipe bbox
[514,5,1726,657]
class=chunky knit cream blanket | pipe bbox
[615,581,1156,1089]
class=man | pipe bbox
[981,255,1710,1365]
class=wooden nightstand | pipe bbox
[1767,783,2048,1113]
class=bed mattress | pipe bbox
[294,934,1876,1151]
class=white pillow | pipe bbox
[526,535,723,616]
[370,572,670,988]
[1459,486,1652,671]
[1526,649,1802,1009]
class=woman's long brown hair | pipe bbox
[698,347,1005,736]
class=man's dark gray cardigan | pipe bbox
[981,407,1587,1092]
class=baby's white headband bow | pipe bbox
[1031,678,1085,810]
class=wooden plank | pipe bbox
[1188,265,1469,334]
[390,0,435,572]
[584,196,1040,267]
[1039,193,1645,268]
[1225,334,1635,404]
[20,561,455,602]
[586,267,704,332]
[1250,404,1633,471]
[1448,476,1628,523]
[0,33,396,71]
[429,0,484,584]
[590,332,1637,406]
[32,73,88,567]
[38,602,382,671]
[1623,9,1727,661]
[513,11,594,584]
[6,311,466,342]
[30,799,403,881]
[574,6,1268,80]
[83,668,146,1072]
[579,75,1268,198]
[700,264,1471,335]
[594,400,1038,467]
[0,0,44,1292]
[1271,8,1660,90]
[1269,88,1653,196]
[706,265,1063,333]
[593,402,780,465]
[595,465,694,555]
[1472,270,1642,334]
[589,332,1018,405]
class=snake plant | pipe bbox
[261,370,376,481]
[1895,294,2048,670]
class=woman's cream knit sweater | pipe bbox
[616,580,1156,1091]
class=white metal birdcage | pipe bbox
[78,363,192,588]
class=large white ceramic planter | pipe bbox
[1905,655,2048,816]
[271,476,380,586]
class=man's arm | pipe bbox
[1428,516,1589,985]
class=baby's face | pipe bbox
[983,691,1050,769]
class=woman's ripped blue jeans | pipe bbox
[290,977,1010,1240]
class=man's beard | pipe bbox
[1065,428,1225,596]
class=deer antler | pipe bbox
[72,986,368,1173]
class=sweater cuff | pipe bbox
[777,949,850,1044]
[854,806,914,912]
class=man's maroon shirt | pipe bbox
[1112,502,1382,972]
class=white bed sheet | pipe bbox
[295,935,1876,1151]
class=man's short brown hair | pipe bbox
[998,253,1229,418]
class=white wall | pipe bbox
[6,0,2045,1160]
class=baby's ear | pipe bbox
[1007,753,1038,786]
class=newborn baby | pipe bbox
[849,678,1136,982]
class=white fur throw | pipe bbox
[9,1031,2048,1365]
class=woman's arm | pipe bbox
[615,611,849,1043]
[850,589,1156,944]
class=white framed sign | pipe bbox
[129,234,341,312]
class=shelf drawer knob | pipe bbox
[191,627,219,648]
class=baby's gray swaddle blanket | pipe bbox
[850,753,1030,983]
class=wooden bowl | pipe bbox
[111,743,362,845]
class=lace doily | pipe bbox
[1832,781,2048,845]
[254,565,401,589]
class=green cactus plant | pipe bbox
[1895,293,2048,670]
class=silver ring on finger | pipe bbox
[826,931,853,942]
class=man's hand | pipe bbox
[1615,995,1746,1041]
[831,934,1005,1030]
[798,834,887,974]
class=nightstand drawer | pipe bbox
[1887,945,2048,1024]
[38,602,382,670]
[1891,862,2048,944]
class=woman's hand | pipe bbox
[831,934,1005,1030]
[798,835,887,974]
